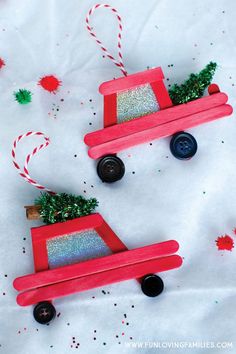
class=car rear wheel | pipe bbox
[141,274,164,297]
[170,132,197,160]
[97,155,125,183]
[33,301,56,324]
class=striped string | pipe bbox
[86,4,128,77]
[12,131,55,194]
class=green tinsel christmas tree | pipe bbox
[14,89,32,104]
[35,192,98,224]
[168,62,217,105]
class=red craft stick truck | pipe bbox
[13,213,182,324]
[84,67,233,183]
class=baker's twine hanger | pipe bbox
[86,4,128,77]
[12,5,127,193]
[12,131,56,194]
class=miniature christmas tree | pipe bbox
[34,192,98,224]
[168,62,217,105]
[14,89,32,104]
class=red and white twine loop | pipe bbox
[86,4,128,77]
[12,131,55,194]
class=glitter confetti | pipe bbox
[49,103,60,119]
[215,235,234,251]
[70,336,80,349]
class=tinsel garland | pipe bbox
[168,62,217,105]
[35,193,98,224]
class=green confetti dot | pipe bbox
[14,89,32,104]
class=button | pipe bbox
[170,132,197,160]
[141,274,164,297]
[33,302,56,324]
[97,155,125,183]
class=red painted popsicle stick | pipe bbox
[84,92,228,147]
[104,94,117,127]
[150,81,173,109]
[32,239,48,273]
[95,219,128,253]
[31,213,104,242]
[88,104,232,159]
[14,240,179,292]
[99,67,164,95]
[17,255,183,306]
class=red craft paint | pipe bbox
[215,235,234,251]
[0,58,5,69]
[38,75,61,93]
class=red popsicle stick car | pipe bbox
[13,213,182,324]
[84,67,233,183]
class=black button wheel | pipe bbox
[170,132,197,160]
[141,274,164,297]
[97,155,125,183]
[33,301,56,324]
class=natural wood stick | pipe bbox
[24,205,41,220]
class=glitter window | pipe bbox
[46,229,112,269]
[117,84,160,123]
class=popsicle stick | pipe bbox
[17,255,183,306]
[99,67,164,95]
[31,213,104,242]
[32,239,48,273]
[96,219,128,253]
[104,94,117,127]
[84,92,228,147]
[88,104,232,159]
[14,240,179,292]
[150,81,173,109]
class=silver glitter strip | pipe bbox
[117,83,160,123]
[46,229,112,269]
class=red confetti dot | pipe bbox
[215,235,234,251]
[38,75,61,93]
[233,228,236,235]
[0,58,5,69]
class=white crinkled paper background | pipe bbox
[0,0,235,353]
